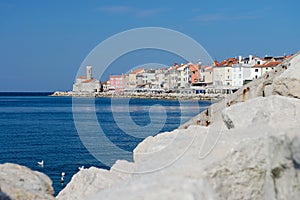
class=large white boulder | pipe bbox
[273,53,300,98]
[56,162,133,200]
[0,163,54,200]
[90,176,217,200]
[222,95,300,131]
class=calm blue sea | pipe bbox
[0,93,211,195]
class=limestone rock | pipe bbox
[0,163,54,200]
[90,176,217,200]
[56,165,132,200]
[222,95,300,131]
[204,132,300,200]
[273,53,300,98]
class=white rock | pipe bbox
[222,95,300,131]
[56,165,131,200]
[0,163,54,200]
[91,176,218,200]
[204,132,299,200]
[273,52,300,98]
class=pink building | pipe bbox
[109,74,125,92]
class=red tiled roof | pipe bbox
[110,75,123,78]
[254,61,281,68]
[78,76,86,79]
[214,60,220,67]
[130,68,144,74]
[214,58,238,67]
[83,79,93,83]
[205,66,213,71]
[175,65,182,70]
[189,64,198,71]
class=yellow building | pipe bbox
[213,66,232,86]
[128,68,145,89]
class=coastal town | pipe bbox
[52,53,293,99]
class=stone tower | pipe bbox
[86,66,92,80]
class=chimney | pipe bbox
[249,55,253,62]
[238,56,242,63]
[214,60,219,67]
[86,66,92,80]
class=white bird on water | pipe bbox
[78,166,85,171]
[60,172,65,184]
[37,160,44,167]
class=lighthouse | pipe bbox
[86,66,92,80]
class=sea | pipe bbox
[0,92,212,195]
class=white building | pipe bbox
[73,66,101,93]
[231,64,252,87]
[176,64,190,89]
[251,66,262,80]
[153,68,165,89]
[164,66,178,90]
[237,55,266,80]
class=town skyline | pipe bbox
[1,0,299,91]
[64,52,293,97]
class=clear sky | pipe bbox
[0,0,299,91]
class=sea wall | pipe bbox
[51,90,225,101]
[56,52,300,200]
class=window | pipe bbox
[266,67,268,70]
[238,74,241,78]
[227,76,230,79]
[228,69,230,72]
[255,69,258,72]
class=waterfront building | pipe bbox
[213,58,236,86]
[230,55,266,86]
[102,81,110,92]
[176,63,190,89]
[142,69,156,85]
[232,64,244,87]
[204,66,213,85]
[189,64,201,84]
[72,66,101,93]
[237,55,265,80]
[128,68,145,89]
[153,68,166,89]
[109,74,126,92]
[252,61,281,78]
[164,65,179,90]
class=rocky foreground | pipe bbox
[1,52,300,200]
[56,52,300,200]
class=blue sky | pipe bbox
[0,0,299,91]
